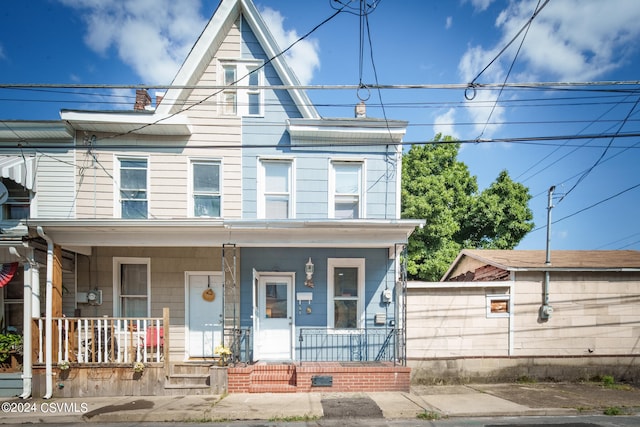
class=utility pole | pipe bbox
[540,185,555,321]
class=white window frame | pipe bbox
[113,257,151,318]
[114,156,149,219]
[486,294,511,318]
[327,258,365,330]
[257,158,295,219]
[328,159,365,219]
[189,158,222,218]
[218,59,264,117]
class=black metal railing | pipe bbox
[228,327,252,363]
[298,328,397,363]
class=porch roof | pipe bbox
[28,218,425,253]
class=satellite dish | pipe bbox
[0,182,8,205]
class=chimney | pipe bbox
[155,91,165,107]
[355,101,366,118]
[134,89,151,110]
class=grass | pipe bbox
[417,410,441,420]
[603,406,623,416]
[268,414,319,422]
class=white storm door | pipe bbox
[255,274,293,360]
[187,273,223,358]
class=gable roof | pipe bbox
[442,249,640,281]
[156,0,318,119]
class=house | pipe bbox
[0,122,76,397]
[407,249,640,384]
[0,0,423,397]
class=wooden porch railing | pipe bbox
[35,308,169,367]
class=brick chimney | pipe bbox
[355,101,366,118]
[155,91,165,107]
[134,89,151,110]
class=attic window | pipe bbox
[486,294,510,318]
[219,60,263,117]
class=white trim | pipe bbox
[218,59,264,117]
[253,271,295,360]
[327,258,365,329]
[486,293,511,318]
[113,155,149,219]
[188,157,223,218]
[257,158,295,219]
[184,271,223,360]
[328,159,365,219]
[112,257,151,317]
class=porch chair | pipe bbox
[143,326,164,362]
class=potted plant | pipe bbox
[58,360,70,371]
[214,344,232,366]
[132,361,145,373]
[0,331,23,370]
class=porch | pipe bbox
[31,314,407,396]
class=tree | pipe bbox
[401,134,534,281]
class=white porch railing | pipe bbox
[36,314,167,365]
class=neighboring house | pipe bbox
[1,0,422,397]
[0,121,76,397]
[407,249,640,384]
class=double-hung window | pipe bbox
[327,258,365,329]
[330,161,363,219]
[222,65,237,115]
[118,158,148,219]
[220,60,263,117]
[114,258,150,318]
[191,160,221,217]
[0,180,30,220]
[259,159,293,219]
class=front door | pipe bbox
[187,272,223,358]
[254,273,294,360]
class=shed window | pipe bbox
[486,294,510,318]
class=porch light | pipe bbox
[305,257,314,288]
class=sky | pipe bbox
[1,0,640,252]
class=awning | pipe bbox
[0,156,36,190]
[0,262,19,288]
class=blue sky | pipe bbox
[1,0,640,251]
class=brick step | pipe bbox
[250,372,295,382]
[248,383,297,393]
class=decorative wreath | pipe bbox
[202,288,216,302]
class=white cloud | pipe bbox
[433,108,459,139]
[468,0,495,12]
[457,0,640,137]
[58,0,206,84]
[445,16,452,30]
[259,6,320,85]
[465,0,640,83]
[58,1,320,86]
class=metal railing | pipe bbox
[36,316,166,365]
[298,328,398,363]
[228,327,252,363]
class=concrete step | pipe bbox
[170,362,214,375]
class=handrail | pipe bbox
[35,316,165,365]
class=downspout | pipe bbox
[36,226,54,399]
[10,247,34,399]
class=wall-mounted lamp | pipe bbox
[305,257,314,288]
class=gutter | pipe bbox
[36,226,54,399]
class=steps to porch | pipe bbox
[165,362,227,395]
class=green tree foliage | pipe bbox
[401,134,534,281]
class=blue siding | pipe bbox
[240,247,396,329]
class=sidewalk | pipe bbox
[0,382,638,423]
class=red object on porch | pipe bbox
[0,262,18,288]
[145,326,164,348]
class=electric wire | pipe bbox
[476,0,542,140]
